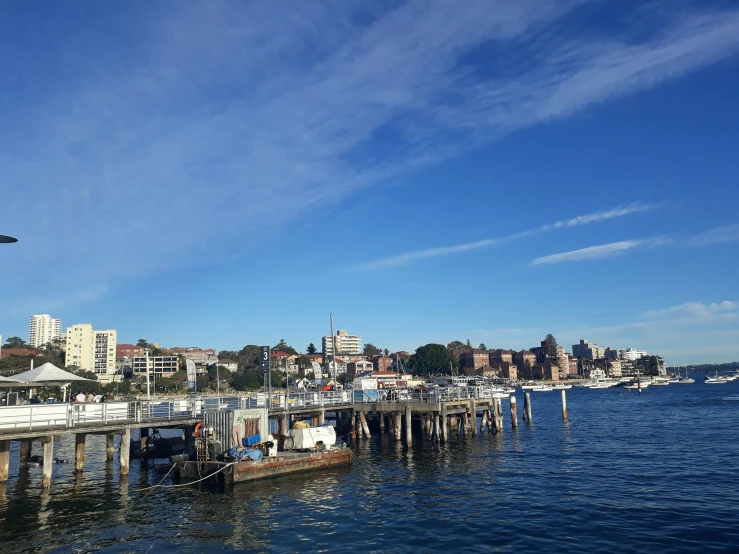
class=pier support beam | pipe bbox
[279,416,287,436]
[510,395,518,429]
[432,412,440,443]
[0,440,9,482]
[524,392,533,423]
[42,439,53,489]
[480,409,488,433]
[394,412,402,440]
[319,409,325,426]
[106,434,115,462]
[350,412,357,440]
[469,400,477,436]
[120,429,131,477]
[20,440,32,465]
[139,428,149,455]
[379,412,385,433]
[441,406,448,444]
[561,390,568,421]
[359,412,370,438]
[404,405,412,447]
[75,434,86,472]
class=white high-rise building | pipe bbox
[322,330,362,358]
[65,324,117,382]
[623,348,648,361]
[29,314,62,348]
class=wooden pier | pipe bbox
[0,386,566,489]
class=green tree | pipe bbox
[447,340,467,351]
[237,345,262,369]
[229,372,252,391]
[272,339,297,356]
[362,343,382,357]
[478,343,487,350]
[408,344,458,377]
[218,350,239,360]
[306,343,317,354]
[306,371,316,381]
[3,336,29,349]
[544,334,560,366]
[524,359,532,380]
[136,339,149,348]
[297,355,312,370]
[383,348,390,356]
[466,339,472,349]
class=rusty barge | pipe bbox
[173,447,352,485]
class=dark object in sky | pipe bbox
[0,235,18,243]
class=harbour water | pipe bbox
[2,380,739,553]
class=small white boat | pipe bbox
[526,385,553,392]
[650,377,670,386]
[705,376,728,384]
[552,383,572,390]
[675,377,695,384]
[623,381,650,390]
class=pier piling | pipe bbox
[441,407,448,444]
[42,439,53,488]
[0,440,9,482]
[524,392,533,423]
[470,400,478,436]
[394,412,402,440]
[120,429,130,477]
[510,395,518,429]
[359,412,370,438]
[561,390,568,420]
[405,405,412,446]
[480,410,488,433]
[19,440,31,465]
[433,413,440,444]
[379,412,385,433]
[75,434,86,472]
[106,434,115,462]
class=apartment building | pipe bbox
[572,339,606,360]
[65,324,117,382]
[29,314,62,348]
[512,350,537,373]
[133,355,179,377]
[459,350,491,370]
[117,344,146,360]
[322,330,362,358]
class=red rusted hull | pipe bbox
[173,448,352,485]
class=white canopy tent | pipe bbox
[10,362,95,384]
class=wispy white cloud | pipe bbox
[644,300,739,320]
[2,2,739,310]
[530,237,668,265]
[689,224,739,246]
[355,202,656,270]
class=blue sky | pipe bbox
[1,0,738,364]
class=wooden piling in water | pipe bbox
[480,409,488,433]
[405,405,412,446]
[561,389,568,421]
[469,400,478,436]
[106,434,115,462]
[0,440,9,482]
[42,439,53,488]
[120,429,130,477]
[359,412,370,438]
[497,399,504,432]
[19,440,31,465]
[379,412,385,433]
[319,409,326,426]
[510,395,518,429]
[350,411,357,439]
[394,412,402,440]
[433,412,440,443]
[441,406,448,444]
[525,392,533,423]
[75,434,86,472]
[139,428,149,454]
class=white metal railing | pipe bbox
[0,387,509,434]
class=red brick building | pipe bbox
[116,344,145,360]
